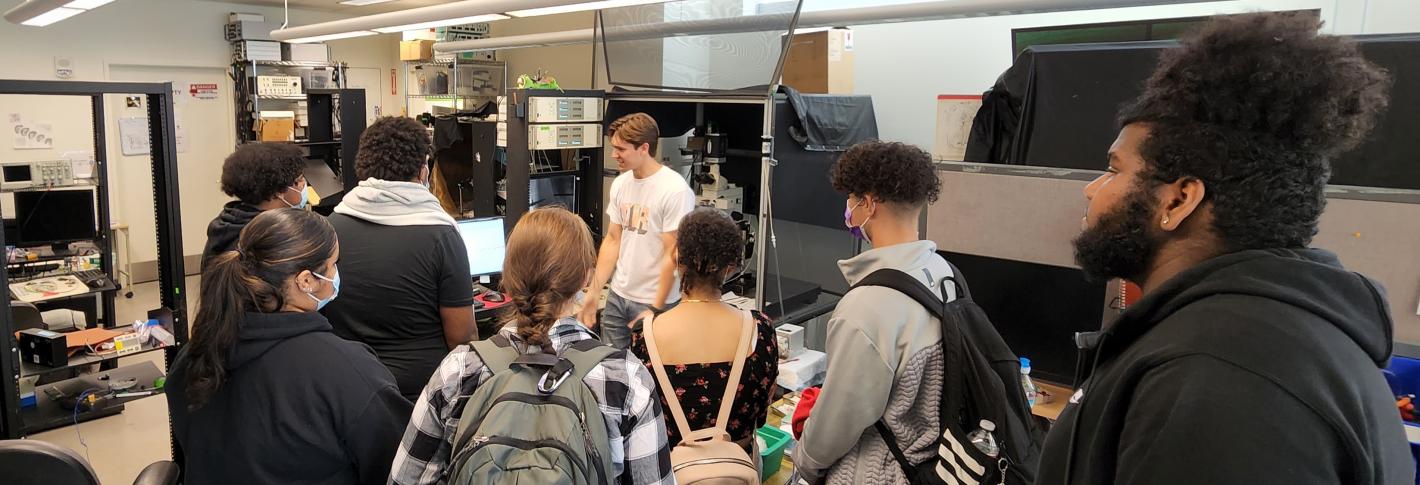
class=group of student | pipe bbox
[163,13,1414,485]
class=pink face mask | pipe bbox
[845,199,872,243]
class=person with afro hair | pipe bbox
[1039,12,1409,484]
[202,142,311,269]
[793,139,961,484]
[627,208,780,449]
[321,116,477,402]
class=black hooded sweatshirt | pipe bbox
[201,201,263,269]
[1038,249,1413,485]
[167,311,412,485]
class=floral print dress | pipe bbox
[630,311,781,446]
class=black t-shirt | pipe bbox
[322,214,474,400]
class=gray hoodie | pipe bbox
[793,240,955,484]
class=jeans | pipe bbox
[601,292,677,349]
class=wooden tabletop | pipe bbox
[1032,381,1074,421]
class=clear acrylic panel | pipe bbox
[599,0,803,91]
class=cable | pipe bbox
[73,388,101,464]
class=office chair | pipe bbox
[0,439,179,485]
[10,301,43,332]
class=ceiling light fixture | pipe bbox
[269,0,674,42]
[339,0,398,6]
[373,13,509,33]
[5,0,118,26]
[286,30,379,43]
[506,0,667,18]
[63,0,114,9]
[20,6,80,26]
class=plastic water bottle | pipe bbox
[1020,357,1039,408]
[966,420,1000,458]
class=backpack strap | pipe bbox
[643,310,757,439]
[470,333,520,376]
[853,267,970,475]
[713,311,756,434]
[644,312,695,438]
[560,338,620,381]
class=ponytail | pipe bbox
[183,208,336,410]
[185,251,269,410]
[499,208,595,351]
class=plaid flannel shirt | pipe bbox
[388,318,675,485]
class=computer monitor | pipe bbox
[530,174,577,212]
[942,251,1109,386]
[457,217,506,277]
[13,189,96,248]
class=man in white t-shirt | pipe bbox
[578,113,695,348]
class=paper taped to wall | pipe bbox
[9,113,54,150]
[118,116,150,156]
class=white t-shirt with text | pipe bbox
[606,166,695,305]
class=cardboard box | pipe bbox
[781,28,854,94]
[283,43,330,63]
[401,40,435,61]
[258,117,295,142]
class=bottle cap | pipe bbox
[1020,357,1031,369]
[979,419,996,432]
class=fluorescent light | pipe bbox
[21,7,81,26]
[286,30,378,43]
[63,0,113,9]
[339,0,396,5]
[372,13,508,33]
[506,0,669,18]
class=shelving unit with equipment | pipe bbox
[403,56,506,119]
[0,80,189,441]
[230,59,348,144]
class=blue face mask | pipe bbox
[286,184,309,210]
[306,268,340,310]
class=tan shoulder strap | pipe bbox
[644,310,759,438]
[642,311,695,438]
[714,310,756,431]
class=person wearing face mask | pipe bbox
[167,208,411,485]
[322,116,477,402]
[202,142,312,270]
[793,140,956,484]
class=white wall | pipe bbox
[489,12,598,89]
[0,0,401,270]
[848,0,1420,149]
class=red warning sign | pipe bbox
[189,83,219,100]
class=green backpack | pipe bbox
[448,335,619,485]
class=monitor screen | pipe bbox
[14,189,96,247]
[457,217,506,277]
[3,165,32,183]
[942,251,1108,386]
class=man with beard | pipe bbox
[1036,12,1411,485]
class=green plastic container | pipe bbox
[758,425,793,481]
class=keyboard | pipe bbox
[71,270,111,288]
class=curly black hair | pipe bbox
[677,208,744,295]
[356,116,431,182]
[830,140,941,206]
[220,143,306,206]
[1119,12,1390,251]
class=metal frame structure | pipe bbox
[402,57,506,117]
[500,88,606,233]
[0,81,188,452]
[595,0,804,310]
[230,60,348,144]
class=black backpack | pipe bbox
[852,262,1042,485]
